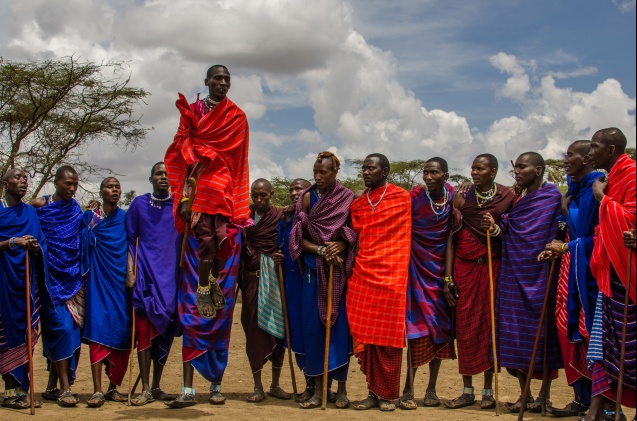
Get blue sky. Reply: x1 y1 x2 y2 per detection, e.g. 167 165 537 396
1 0 635 195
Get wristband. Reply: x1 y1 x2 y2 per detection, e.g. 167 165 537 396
444 276 453 283
317 246 324 256
9 237 15 249
179 197 190 204
561 243 568 253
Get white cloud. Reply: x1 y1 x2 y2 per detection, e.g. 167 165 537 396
613 0 636 13
548 66 598 80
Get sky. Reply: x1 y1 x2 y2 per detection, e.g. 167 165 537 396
1 0 635 195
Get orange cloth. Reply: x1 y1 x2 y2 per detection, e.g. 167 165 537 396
347 184 411 348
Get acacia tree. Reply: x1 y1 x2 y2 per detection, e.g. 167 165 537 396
0 56 150 199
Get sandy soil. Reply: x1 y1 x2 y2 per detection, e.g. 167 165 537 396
3 303 635 421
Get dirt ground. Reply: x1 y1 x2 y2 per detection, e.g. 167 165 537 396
3 303 635 421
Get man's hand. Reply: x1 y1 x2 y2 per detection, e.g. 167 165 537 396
592 177 607 202
281 205 295 216
623 228 636 249
481 212 495 232
15 235 40 251
325 254 343 267
86 200 100 211
540 239 565 261
456 182 472 194
179 200 191 223
272 250 284 266
324 241 346 257
444 281 458 307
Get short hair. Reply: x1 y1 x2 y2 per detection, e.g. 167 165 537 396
593 127 627 153
2 168 21 183
99 177 119 191
519 152 546 176
568 140 591 156
316 151 341 171
150 161 165 177
251 178 272 190
474 153 499 171
291 178 311 187
365 153 390 172
206 65 229 78
425 157 449 173
54 165 77 182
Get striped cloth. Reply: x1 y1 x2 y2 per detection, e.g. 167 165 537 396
257 253 284 339
357 344 403 400
591 154 636 303
165 94 251 234
347 183 411 349
587 291 604 365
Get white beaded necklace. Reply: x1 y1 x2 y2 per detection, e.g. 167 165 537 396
150 193 171 209
476 183 497 208
367 182 388 213
424 185 449 219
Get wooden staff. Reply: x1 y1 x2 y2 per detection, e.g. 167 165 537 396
25 253 35 415
541 297 549 416
277 264 299 398
615 249 633 421
518 260 556 421
486 230 499 415
179 178 197 267
321 264 334 410
128 237 139 406
451 307 457 360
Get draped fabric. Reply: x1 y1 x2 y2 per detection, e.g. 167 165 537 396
356 345 403 400
497 183 563 372
406 184 454 344
257 253 284 339
165 94 250 233
0 202 43 391
125 194 180 341
81 208 131 351
347 183 411 349
591 154 636 304
289 182 356 326
35 197 83 304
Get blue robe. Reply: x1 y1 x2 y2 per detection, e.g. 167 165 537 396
0 201 45 391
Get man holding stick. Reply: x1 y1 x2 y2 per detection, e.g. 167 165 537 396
288 151 356 409
584 127 635 421
347 153 412 412
0 169 45 410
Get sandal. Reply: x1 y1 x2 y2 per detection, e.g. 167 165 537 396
104 388 128 402
603 410 627 421
547 400 588 417
268 385 292 400
210 279 226 310
528 396 552 413
130 390 154 406
353 394 379 410
423 390 440 407
299 395 321 409
42 387 61 401
196 284 217 319
335 393 349 409
2 395 29 409
209 390 226 405
398 393 417 410
87 392 105 408
247 387 266 403
165 392 197 408
378 398 396 412
151 388 178 401
504 394 533 413
57 390 78 407
297 387 315 403
481 389 495 409
444 387 476 409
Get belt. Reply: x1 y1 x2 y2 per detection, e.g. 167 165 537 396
457 256 496 265
244 270 260 277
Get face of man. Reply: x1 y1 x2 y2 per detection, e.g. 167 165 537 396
3 169 28 199
563 144 590 182
54 171 79 201
589 133 614 172
205 67 231 102
100 178 121 205
313 159 337 192
422 161 448 195
471 157 496 190
513 155 541 189
362 157 388 190
288 180 308 206
251 182 273 214
150 164 169 194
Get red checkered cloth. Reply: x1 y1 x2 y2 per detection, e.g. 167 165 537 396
591 154 636 304
591 361 637 407
409 335 452 368
165 94 251 233
356 344 403 400
89 342 130 386
347 184 411 348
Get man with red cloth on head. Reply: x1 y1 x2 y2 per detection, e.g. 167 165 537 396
584 127 636 421
165 64 250 320
348 153 412 412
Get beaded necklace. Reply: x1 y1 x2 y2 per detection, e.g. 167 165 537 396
150 193 171 209
424 185 449 219
476 183 497 208
367 182 388 213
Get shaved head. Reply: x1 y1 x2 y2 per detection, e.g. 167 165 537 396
292 178 311 188
519 151 546 176
568 140 591 155
2 168 20 183
251 178 272 191
592 127 627 153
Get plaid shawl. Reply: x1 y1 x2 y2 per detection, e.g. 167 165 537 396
591 154 636 304
288 182 357 326
36 197 83 305
406 184 454 343
165 94 250 233
497 182 563 370
347 183 411 348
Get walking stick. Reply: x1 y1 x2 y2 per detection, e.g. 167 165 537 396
486 230 500 415
128 237 139 406
25 253 35 415
321 264 334 410
179 178 197 267
615 249 633 421
278 264 299 398
518 260 557 421
542 299 548 417
451 307 457 359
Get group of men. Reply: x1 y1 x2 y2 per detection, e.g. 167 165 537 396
0 65 635 421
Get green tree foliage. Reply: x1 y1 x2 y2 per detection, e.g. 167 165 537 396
122 190 137 207
0 56 151 199
626 147 636 161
